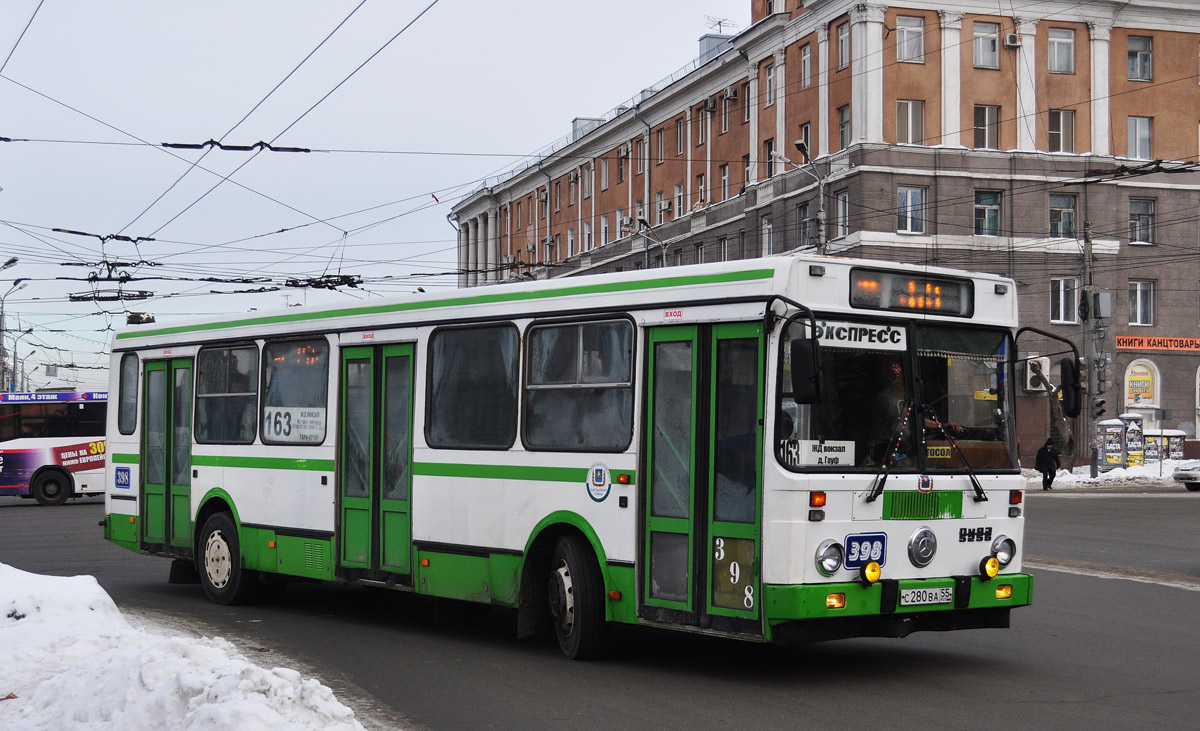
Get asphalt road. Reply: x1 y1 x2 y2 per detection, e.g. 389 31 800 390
2 488 1198 730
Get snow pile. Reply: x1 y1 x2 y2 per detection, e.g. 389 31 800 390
1022 457 1188 488
0 563 363 730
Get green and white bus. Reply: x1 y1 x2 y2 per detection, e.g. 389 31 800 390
103 254 1075 658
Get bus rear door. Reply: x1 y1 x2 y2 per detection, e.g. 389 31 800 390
141 358 193 553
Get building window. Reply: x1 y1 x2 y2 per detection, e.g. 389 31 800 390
764 138 775 177
1129 280 1155 325
1130 199 1155 243
1051 278 1078 324
721 94 731 133
836 191 850 238
719 236 729 261
897 186 925 234
720 164 729 201
1128 116 1153 160
582 167 592 199
1049 110 1074 153
1050 194 1076 237
838 105 851 150
656 191 665 225
567 228 575 256
697 173 706 204
675 183 684 215
637 139 645 173
897 16 924 63
801 44 812 87
600 159 609 190
601 215 609 246
743 154 751 187
583 221 592 250
1048 28 1074 73
697 108 707 144
516 201 523 227
762 216 773 255
676 118 684 155
897 100 924 144
743 83 751 123
974 191 1000 236
973 22 999 68
657 129 664 162
617 154 625 183
694 243 703 264
974 105 1000 149
554 182 562 211
1128 36 1153 80
799 122 811 155
837 23 850 70
798 203 811 248
765 64 775 106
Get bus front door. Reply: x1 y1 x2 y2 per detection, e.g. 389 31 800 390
643 323 763 635
141 358 193 554
338 344 414 584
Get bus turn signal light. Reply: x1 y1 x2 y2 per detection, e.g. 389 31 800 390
1009 490 1023 505
420 558 430 567
616 473 630 485
995 584 1012 600
608 591 622 601
826 593 846 609
810 491 827 508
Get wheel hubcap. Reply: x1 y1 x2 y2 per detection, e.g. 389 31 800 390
204 530 232 589
547 559 575 636
43 480 62 498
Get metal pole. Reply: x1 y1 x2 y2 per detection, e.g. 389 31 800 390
1083 222 1099 478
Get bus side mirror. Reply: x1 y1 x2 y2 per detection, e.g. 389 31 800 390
790 339 821 404
1059 357 1081 418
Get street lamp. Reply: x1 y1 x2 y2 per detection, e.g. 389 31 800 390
1 279 27 388
636 217 670 268
8 330 31 393
772 140 827 254
17 349 34 392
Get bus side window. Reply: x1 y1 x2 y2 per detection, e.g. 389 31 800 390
118 353 138 434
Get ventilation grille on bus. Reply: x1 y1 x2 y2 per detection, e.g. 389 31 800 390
883 491 962 520
304 542 326 570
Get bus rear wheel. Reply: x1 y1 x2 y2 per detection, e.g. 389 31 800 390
198 512 257 605
546 535 605 660
31 472 71 506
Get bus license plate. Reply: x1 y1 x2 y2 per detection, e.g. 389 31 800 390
899 586 953 606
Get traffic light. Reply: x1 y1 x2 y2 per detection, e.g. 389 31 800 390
1059 357 1081 417
1093 398 1106 420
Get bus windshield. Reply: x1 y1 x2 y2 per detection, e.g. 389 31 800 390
777 320 1015 472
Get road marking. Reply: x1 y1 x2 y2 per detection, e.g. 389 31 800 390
1025 558 1200 592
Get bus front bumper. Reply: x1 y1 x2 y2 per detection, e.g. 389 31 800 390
764 573 1032 644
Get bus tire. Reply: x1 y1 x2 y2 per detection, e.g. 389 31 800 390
1186 482 1200 492
198 512 256 605
547 535 605 660
31 471 71 507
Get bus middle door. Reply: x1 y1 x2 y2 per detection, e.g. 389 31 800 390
643 323 763 635
141 358 193 554
338 344 414 584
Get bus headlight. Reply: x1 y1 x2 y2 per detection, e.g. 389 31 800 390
815 540 844 576
991 535 1016 566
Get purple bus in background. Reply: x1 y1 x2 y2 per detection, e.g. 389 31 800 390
0 391 107 505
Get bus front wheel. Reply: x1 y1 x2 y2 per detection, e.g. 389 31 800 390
547 535 605 660
31 472 71 506
198 512 256 605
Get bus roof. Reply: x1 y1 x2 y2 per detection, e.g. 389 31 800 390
111 253 1016 349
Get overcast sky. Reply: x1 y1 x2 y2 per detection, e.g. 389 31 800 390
0 0 747 391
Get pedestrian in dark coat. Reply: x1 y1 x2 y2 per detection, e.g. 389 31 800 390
1035 439 1060 490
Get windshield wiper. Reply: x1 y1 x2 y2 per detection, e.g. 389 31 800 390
865 399 915 503
923 407 988 502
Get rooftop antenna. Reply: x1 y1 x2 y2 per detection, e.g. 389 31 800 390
703 15 738 34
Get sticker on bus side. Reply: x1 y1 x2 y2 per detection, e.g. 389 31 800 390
779 440 856 468
587 464 611 502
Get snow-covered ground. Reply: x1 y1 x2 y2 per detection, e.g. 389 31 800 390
0 563 366 730
1023 456 1191 489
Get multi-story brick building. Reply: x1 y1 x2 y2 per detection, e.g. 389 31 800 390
451 0 1200 461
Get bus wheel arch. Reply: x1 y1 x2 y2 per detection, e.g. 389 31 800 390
30 468 73 506
518 518 607 659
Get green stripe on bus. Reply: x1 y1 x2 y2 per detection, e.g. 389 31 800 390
190 455 335 471
414 462 636 485
115 268 775 340
112 453 140 464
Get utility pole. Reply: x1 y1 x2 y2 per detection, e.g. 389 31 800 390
1082 222 1100 478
